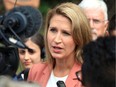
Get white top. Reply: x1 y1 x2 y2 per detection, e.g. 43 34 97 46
46 71 68 87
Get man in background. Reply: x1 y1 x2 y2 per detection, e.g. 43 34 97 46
79 0 109 40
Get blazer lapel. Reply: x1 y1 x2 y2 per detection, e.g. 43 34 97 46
65 62 82 87
40 64 52 87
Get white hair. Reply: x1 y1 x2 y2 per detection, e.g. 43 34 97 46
79 0 108 20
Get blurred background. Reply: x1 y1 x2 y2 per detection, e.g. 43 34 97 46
39 0 115 33
0 0 115 33
0 0 115 74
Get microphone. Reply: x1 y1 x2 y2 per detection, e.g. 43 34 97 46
0 6 43 48
56 81 66 87
3 6 43 38
9 37 28 49
0 6 43 77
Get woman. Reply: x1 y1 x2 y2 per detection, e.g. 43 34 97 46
17 33 45 80
28 2 92 87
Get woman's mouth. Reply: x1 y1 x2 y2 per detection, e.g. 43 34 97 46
52 46 62 53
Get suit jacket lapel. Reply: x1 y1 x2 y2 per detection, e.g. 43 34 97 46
65 62 82 87
40 64 52 87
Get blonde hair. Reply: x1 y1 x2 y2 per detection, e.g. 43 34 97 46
44 2 92 65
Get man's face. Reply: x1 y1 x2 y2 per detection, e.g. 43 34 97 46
84 8 108 40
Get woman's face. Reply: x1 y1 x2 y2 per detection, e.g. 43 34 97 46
47 14 76 60
18 39 41 69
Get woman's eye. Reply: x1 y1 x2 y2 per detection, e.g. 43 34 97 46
19 50 25 55
63 31 71 36
50 28 57 32
28 49 35 54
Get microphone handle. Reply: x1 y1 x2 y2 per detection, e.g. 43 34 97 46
56 81 66 87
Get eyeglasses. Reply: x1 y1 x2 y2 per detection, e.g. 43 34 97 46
88 19 106 26
75 71 82 82
74 71 85 87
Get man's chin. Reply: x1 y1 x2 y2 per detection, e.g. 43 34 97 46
92 33 98 40
91 29 98 40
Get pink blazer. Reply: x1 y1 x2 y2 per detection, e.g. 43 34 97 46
28 62 82 87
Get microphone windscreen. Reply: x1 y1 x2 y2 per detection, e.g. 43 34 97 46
4 6 43 38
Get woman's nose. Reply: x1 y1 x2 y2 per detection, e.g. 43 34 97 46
54 33 62 43
24 52 30 60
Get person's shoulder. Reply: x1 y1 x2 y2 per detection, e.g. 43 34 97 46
28 62 50 81
28 62 49 76
31 62 48 72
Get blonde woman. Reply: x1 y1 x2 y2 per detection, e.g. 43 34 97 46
28 2 92 87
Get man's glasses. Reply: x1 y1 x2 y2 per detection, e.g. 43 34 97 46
88 19 106 26
74 71 85 87
75 71 82 83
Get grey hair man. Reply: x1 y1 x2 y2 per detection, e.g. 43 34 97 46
79 0 109 40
